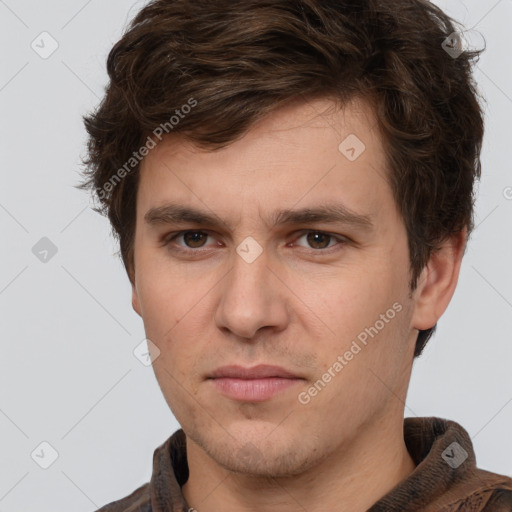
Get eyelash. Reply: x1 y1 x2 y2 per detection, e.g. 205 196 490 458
161 230 349 256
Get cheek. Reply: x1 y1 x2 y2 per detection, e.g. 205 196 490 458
314 267 409 362
324 267 399 321
137 255 195 326
138 283 178 337
137 270 210 360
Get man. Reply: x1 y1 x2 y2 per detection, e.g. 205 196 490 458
80 0 512 510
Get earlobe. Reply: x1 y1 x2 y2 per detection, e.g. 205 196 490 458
132 284 142 317
411 228 467 331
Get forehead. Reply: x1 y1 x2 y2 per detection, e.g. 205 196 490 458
136 96 391 225
143 96 382 164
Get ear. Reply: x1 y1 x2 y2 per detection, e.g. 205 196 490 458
411 228 467 331
132 282 142 317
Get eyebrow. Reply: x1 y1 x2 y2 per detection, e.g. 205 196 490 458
144 202 374 232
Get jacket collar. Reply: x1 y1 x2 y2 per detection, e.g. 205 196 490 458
148 417 509 512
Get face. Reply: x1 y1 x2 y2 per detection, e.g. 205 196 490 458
131 97 420 477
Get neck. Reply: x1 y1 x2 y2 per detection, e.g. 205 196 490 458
182 414 416 512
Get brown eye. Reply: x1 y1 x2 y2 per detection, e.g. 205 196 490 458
182 231 208 248
305 232 333 249
291 231 347 253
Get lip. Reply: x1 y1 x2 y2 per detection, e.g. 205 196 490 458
208 364 301 379
208 365 304 402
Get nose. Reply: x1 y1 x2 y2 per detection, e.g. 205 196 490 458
214 245 290 340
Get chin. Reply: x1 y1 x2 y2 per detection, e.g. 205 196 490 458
198 430 322 478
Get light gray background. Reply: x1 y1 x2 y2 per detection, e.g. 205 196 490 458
0 1 511 510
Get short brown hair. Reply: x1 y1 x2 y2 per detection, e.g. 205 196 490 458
79 0 485 357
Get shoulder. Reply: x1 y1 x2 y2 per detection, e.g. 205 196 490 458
483 488 512 511
93 481 151 512
444 470 512 512
91 430 184 512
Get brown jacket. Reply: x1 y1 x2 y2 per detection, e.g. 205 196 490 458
95 417 512 511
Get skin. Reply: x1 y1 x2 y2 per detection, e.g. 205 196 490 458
131 96 466 512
